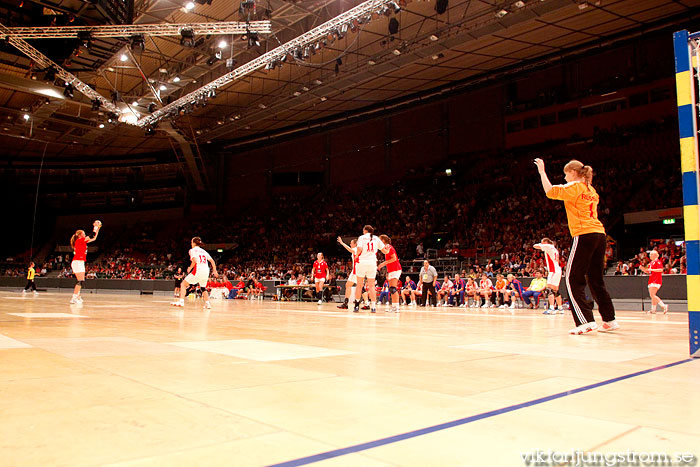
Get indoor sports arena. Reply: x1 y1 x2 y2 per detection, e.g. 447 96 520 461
1 0 699 464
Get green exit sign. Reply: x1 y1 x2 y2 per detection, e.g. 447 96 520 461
663 219 676 225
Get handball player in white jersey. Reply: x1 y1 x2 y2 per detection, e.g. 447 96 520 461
534 237 563 314
171 236 219 309
337 236 358 310
353 225 389 313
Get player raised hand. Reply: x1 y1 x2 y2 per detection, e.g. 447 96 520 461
534 158 546 173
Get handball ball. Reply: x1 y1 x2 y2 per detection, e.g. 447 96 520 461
93 220 102 229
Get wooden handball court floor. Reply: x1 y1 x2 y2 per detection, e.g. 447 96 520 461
0 292 698 467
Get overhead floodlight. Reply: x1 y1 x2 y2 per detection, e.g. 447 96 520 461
514 0 525 7
23 114 30 121
392 48 401 55
120 53 128 62
185 1 195 10
159 84 167 91
429 34 438 41
218 39 227 48
496 9 508 17
131 100 138 106
173 75 181 82
98 123 105 128
180 28 196 47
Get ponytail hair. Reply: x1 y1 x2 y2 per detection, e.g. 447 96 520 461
564 160 593 186
191 236 204 247
70 230 83 249
379 234 391 245
541 237 553 245
363 225 374 240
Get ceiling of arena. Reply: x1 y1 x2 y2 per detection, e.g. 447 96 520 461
0 0 698 161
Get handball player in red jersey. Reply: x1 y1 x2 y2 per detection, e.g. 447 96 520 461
641 250 668 314
69 220 101 304
378 235 402 313
312 252 329 304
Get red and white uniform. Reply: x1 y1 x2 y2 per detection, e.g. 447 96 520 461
313 260 329 283
536 243 562 287
185 246 212 287
355 233 385 280
479 278 493 292
347 247 359 283
71 236 88 274
384 245 402 280
647 258 663 288
465 281 477 295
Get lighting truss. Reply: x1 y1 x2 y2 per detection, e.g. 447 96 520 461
4 21 272 39
138 0 395 128
0 21 120 114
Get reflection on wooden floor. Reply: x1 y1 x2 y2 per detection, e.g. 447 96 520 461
1 292 698 466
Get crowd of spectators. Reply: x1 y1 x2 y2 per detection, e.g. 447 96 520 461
1 122 685 283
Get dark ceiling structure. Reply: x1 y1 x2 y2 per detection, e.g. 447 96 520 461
0 0 698 171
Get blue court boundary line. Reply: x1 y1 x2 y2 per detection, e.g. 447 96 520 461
267 358 697 467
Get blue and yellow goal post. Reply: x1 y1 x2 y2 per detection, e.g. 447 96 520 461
673 30 700 357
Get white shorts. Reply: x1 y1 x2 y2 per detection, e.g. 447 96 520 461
347 274 357 284
71 260 85 274
355 263 377 280
185 271 209 287
387 270 402 280
648 283 662 289
547 271 562 288
314 278 325 284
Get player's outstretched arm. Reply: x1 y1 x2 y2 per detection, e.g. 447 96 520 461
534 158 553 193
337 236 354 253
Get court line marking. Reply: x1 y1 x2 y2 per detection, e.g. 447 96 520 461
267 358 697 467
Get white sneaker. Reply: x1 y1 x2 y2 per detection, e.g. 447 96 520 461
599 320 619 332
33 291 39 296
498 304 505 309
509 303 515 309
204 301 211 309
480 303 487 308
662 304 669 314
317 300 322 304
171 300 184 307
22 290 26 295
69 296 78 304
569 322 598 335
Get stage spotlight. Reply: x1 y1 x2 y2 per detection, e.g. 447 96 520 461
145 126 156 136
495 9 508 17
206 56 218 66
435 0 448 14
388 17 399 35
23 114 30 121
218 39 227 48
338 24 348 39
77 30 92 49
180 28 195 47
130 34 145 53
91 99 101 111
148 103 157 113
226 58 237 69
63 83 74 99
185 1 195 10
514 0 525 7
44 67 56 82
120 53 128 62
248 32 260 48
